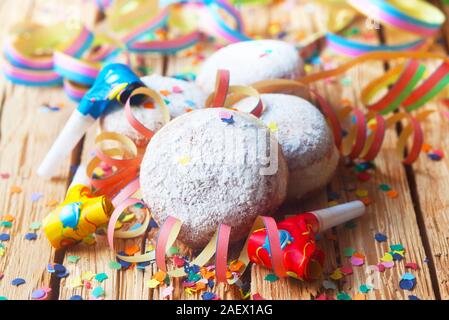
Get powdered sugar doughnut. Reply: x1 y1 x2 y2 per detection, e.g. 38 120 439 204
100 75 207 147
196 40 303 94
140 108 288 248
234 94 339 201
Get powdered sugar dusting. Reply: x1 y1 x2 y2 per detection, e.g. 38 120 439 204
196 40 303 94
140 108 288 248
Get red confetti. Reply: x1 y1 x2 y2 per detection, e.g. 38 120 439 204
405 262 420 271
356 172 371 182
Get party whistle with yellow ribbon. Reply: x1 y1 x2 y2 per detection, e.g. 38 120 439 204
43 182 113 250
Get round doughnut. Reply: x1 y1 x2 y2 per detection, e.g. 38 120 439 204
140 108 289 248
100 74 207 147
234 94 339 201
196 40 303 94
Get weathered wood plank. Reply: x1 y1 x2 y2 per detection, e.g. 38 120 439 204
382 7 449 298
317 18 436 299
0 0 86 300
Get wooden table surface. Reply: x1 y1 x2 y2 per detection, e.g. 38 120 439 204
1 0 449 300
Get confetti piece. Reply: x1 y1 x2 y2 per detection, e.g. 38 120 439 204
0 173 10 179
162 286 174 298
67 255 80 264
30 193 44 202
108 261 122 270
124 244 140 256
375 233 387 242
11 278 26 286
92 286 105 298
390 244 404 251
336 292 351 300
252 293 265 300
30 221 41 231
172 86 183 94
2 214 14 222
399 277 416 291
381 253 393 262
353 293 366 300
173 255 186 267
377 263 386 272
359 284 372 293
70 295 83 300
323 280 337 290
381 261 395 268
355 189 368 198
160 89 170 97
343 247 356 257
379 184 392 191
408 295 420 300
341 266 353 275
201 292 216 300
219 110 234 124
153 271 167 283
147 278 160 289
25 233 37 241
95 273 108 283
46 200 59 207
264 274 279 282
350 256 365 266
0 233 10 241
386 190 399 198
329 268 344 280
168 246 179 256
10 185 22 194
82 271 95 281
69 277 82 289
405 262 420 271
31 289 47 300
267 122 278 132
356 172 371 182
177 156 191 165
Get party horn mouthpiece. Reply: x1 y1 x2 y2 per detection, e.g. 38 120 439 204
37 64 144 178
313 200 366 231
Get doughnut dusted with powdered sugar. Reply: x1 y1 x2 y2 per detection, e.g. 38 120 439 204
140 108 289 248
100 74 206 147
196 40 304 94
234 94 339 201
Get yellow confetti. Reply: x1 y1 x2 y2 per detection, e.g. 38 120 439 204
0 247 5 256
93 167 105 177
329 268 344 280
381 253 393 262
121 214 135 223
70 276 83 289
147 278 161 289
115 221 123 230
327 200 339 207
177 156 191 165
82 271 95 281
355 189 369 198
267 122 278 132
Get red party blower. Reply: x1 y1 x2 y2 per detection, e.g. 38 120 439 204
247 201 365 281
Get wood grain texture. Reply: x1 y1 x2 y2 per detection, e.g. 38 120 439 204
0 0 85 300
1 0 448 301
382 8 449 298
318 18 435 299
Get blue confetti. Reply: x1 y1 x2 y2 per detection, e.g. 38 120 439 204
408 295 420 300
25 233 38 241
11 278 26 286
202 292 216 300
0 233 10 241
70 295 83 300
374 232 387 242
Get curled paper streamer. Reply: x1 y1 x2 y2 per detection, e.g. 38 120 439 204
323 0 446 56
2 0 249 100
